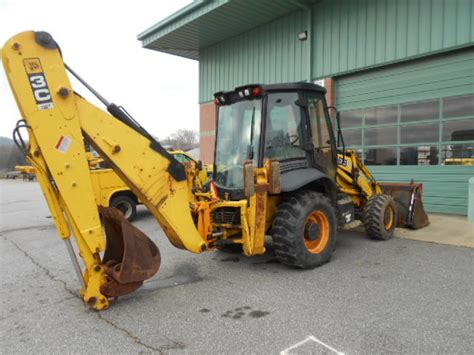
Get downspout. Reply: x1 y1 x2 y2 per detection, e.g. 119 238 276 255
290 0 313 83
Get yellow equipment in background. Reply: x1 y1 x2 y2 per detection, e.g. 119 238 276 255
15 165 36 174
337 150 429 238
86 151 103 169
19 149 206 221
2 31 429 310
444 158 474 166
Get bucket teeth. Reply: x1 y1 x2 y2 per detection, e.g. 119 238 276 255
99 207 161 297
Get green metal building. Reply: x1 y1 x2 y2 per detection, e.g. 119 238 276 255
139 0 474 215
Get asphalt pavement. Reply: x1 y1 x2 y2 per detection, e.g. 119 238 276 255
0 179 472 354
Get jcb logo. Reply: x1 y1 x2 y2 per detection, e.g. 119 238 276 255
23 58 43 74
27 61 40 72
23 58 54 110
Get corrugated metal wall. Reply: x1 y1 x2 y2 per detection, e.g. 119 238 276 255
313 0 474 79
199 0 473 103
336 47 474 111
335 49 474 215
199 10 308 103
370 166 474 215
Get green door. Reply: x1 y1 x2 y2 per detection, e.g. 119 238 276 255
335 48 474 215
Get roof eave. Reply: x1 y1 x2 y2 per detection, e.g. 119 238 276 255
137 0 209 41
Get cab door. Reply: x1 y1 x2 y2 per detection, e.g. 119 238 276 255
306 94 337 179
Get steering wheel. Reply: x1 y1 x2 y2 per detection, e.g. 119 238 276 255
215 165 243 186
288 134 300 145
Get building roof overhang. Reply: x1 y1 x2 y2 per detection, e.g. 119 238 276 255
138 0 319 60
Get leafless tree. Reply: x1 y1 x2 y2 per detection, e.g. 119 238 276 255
161 129 198 151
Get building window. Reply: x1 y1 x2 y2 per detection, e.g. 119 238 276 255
365 148 397 165
339 110 363 129
401 100 439 122
365 106 397 125
400 123 439 144
400 146 438 165
365 126 397 145
441 143 474 163
443 95 474 118
342 128 362 146
339 94 474 166
443 119 474 142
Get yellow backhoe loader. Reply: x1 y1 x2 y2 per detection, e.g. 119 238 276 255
2 31 428 310
15 164 36 180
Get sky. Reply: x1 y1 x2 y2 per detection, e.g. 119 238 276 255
0 0 197 140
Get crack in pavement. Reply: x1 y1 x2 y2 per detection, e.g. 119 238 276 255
0 234 185 353
157 334 187 353
0 224 54 234
0 234 79 298
96 313 173 353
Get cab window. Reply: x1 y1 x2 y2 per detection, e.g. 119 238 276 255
307 94 336 177
265 92 307 161
308 97 331 150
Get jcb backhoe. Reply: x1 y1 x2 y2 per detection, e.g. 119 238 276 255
2 31 428 310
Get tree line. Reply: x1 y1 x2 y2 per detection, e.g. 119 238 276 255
0 139 27 171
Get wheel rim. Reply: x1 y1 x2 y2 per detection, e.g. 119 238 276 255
384 205 395 230
304 211 330 254
114 201 132 219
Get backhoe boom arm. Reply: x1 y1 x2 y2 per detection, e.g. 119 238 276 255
2 31 207 309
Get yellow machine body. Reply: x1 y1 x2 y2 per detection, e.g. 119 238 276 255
2 31 275 309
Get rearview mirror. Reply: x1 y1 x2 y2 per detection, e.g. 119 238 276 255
295 98 308 107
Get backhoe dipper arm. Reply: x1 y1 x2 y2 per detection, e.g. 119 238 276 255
2 31 207 309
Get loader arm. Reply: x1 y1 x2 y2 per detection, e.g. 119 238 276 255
336 150 429 229
336 150 383 206
2 31 207 309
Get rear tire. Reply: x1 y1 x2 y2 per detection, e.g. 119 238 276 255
363 194 397 240
110 195 137 222
272 190 337 269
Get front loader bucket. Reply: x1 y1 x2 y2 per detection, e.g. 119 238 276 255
99 207 161 297
380 183 430 229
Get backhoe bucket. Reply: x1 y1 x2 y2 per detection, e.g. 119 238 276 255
380 183 430 229
99 207 161 297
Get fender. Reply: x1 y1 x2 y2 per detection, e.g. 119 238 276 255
280 168 337 196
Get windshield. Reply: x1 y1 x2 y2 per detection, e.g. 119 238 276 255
214 99 262 189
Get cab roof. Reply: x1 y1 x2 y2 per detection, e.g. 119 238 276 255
214 82 326 101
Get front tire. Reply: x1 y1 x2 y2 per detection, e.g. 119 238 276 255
363 194 397 240
272 190 337 269
110 195 137 222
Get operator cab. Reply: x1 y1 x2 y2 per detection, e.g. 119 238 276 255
213 83 337 200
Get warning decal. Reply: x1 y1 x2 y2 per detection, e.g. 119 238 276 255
55 136 72 153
